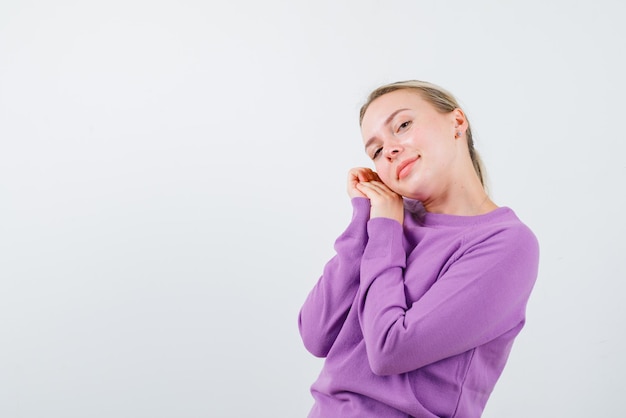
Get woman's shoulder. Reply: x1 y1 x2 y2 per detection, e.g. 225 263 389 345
463 208 539 259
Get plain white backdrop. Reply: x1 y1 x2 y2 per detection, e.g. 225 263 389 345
1 1 624 416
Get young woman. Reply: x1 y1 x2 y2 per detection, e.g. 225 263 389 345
298 80 540 417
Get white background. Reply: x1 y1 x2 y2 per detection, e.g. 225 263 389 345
1 1 624 417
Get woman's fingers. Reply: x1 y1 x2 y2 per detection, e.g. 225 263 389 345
356 180 394 196
356 181 404 223
347 169 402 224
348 167 378 198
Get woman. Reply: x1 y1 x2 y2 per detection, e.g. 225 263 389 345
298 80 539 417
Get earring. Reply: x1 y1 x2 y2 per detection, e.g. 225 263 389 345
456 131 462 138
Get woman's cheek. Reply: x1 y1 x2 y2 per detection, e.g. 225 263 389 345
373 163 386 179
378 170 394 186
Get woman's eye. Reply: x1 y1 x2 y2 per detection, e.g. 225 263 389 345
372 148 382 159
398 120 411 131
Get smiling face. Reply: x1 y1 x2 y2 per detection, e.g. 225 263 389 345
360 88 468 202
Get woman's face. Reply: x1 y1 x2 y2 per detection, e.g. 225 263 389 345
360 89 465 201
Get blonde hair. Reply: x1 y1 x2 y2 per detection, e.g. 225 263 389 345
359 80 485 187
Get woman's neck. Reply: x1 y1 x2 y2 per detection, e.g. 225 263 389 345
422 177 497 216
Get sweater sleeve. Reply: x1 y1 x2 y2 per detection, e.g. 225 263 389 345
298 198 370 358
357 217 539 376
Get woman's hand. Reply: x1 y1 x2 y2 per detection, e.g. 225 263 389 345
348 167 404 224
347 167 381 198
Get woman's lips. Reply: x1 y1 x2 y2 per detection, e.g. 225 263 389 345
397 158 418 179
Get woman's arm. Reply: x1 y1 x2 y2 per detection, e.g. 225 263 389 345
356 217 539 375
298 197 370 357
299 168 384 357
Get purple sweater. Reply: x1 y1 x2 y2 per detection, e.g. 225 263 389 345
299 198 539 418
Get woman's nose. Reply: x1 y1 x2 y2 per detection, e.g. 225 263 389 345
384 146 402 159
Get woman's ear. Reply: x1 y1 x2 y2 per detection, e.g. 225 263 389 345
451 108 468 137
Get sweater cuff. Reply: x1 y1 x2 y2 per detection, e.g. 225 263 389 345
363 217 405 263
331 198 370 254
343 197 370 235
350 197 371 219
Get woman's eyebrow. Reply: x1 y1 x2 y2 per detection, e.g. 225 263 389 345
364 108 410 150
